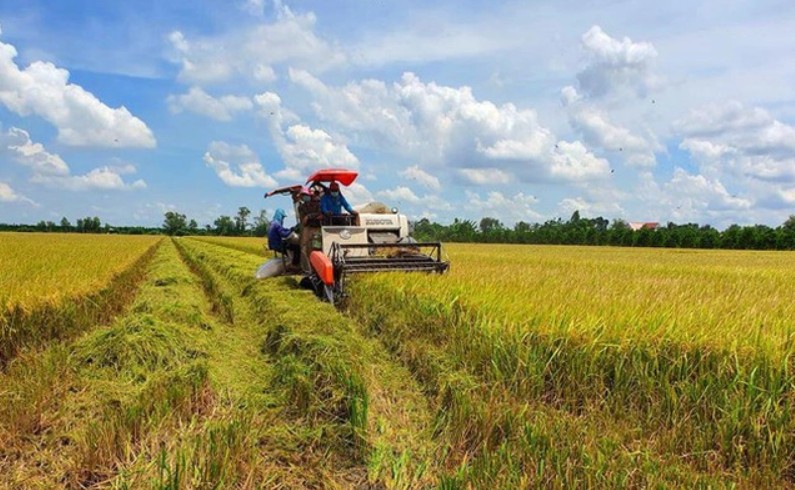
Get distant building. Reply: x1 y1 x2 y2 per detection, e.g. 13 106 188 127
628 222 659 231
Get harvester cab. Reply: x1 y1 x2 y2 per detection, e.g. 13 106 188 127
262 168 449 304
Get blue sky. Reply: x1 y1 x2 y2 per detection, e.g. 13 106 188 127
1 0 794 228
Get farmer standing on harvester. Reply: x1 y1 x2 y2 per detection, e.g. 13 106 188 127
320 182 358 225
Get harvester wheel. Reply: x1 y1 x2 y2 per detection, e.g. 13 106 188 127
306 274 327 300
299 276 314 290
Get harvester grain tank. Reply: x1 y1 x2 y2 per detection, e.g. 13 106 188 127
261 168 449 303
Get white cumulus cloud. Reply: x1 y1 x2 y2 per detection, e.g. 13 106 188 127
0 37 156 148
252 91 359 179
0 181 36 205
242 0 266 16
549 141 610 181
344 182 375 205
558 196 624 218
465 190 542 224
281 124 359 171
31 166 147 191
679 138 735 162
374 185 452 216
664 167 752 215
203 141 278 188
676 101 795 183
399 165 441 191
290 70 607 183
675 100 772 137
2 127 147 191
167 87 253 121
168 4 344 86
458 168 512 185
577 25 659 99
777 187 795 205
562 86 659 167
2 127 69 175
377 186 421 204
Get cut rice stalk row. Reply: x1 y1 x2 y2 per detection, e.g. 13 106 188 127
0 239 211 487
178 236 443 488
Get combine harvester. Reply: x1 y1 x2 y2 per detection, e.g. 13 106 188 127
260 168 449 304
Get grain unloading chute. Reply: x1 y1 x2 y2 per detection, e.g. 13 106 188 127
262 168 449 304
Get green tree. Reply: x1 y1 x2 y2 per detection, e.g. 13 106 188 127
634 227 655 247
252 210 270 237
76 216 101 233
721 224 742 249
162 211 188 236
214 215 235 236
699 225 720 249
514 221 531 233
780 215 795 249
449 219 478 241
784 215 795 231
479 217 503 234
607 219 630 246
236 206 251 234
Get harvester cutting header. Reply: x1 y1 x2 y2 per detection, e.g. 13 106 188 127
259 168 449 303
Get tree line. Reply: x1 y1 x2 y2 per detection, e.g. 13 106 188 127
161 207 270 236
413 211 795 250
0 207 270 237
2 208 794 250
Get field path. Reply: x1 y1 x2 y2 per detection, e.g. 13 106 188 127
177 237 444 488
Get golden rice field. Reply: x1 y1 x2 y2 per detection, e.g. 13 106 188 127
0 233 160 363
371 244 795 358
0 233 159 307
191 235 269 256
2 233 795 488
347 243 795 487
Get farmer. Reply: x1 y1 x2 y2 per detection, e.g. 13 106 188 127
320 181 358 225
268 208 300 267
298 187 322 227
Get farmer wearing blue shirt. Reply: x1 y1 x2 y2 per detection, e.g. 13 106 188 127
268 208 300 266
320 182 358 224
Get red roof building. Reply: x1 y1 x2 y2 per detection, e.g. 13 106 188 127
628 222 659 231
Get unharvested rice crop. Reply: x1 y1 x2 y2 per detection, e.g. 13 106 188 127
192 235 269 256
364 243 795 358
0 233 160 363
0 233 159 307
347 243 795 486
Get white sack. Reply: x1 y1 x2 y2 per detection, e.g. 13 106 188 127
255 257 286 279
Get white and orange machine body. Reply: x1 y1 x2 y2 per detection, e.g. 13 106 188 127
263 168 448 303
